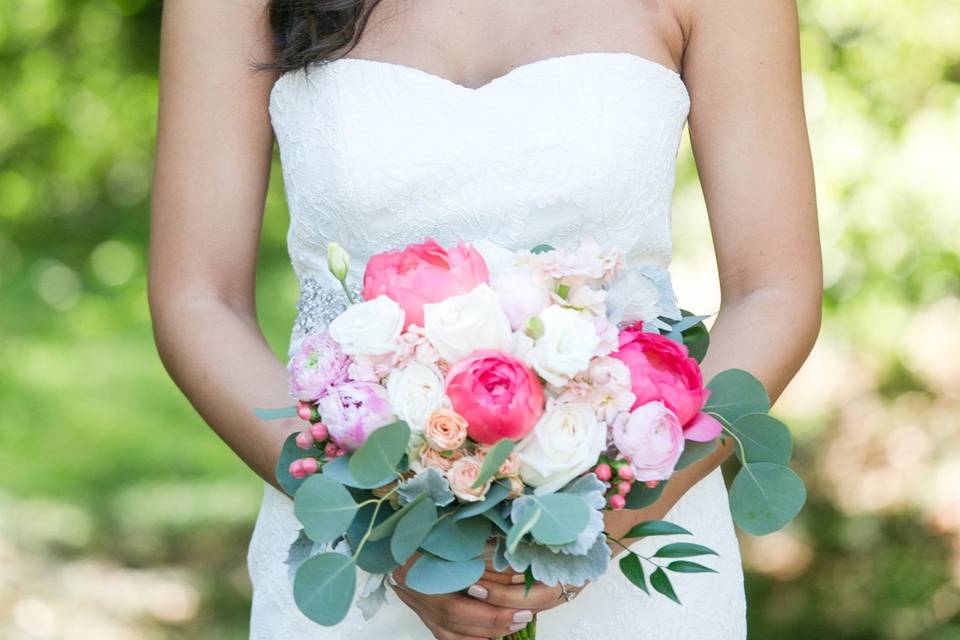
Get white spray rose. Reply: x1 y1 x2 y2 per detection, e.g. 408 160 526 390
386 361 448 434
527 305 601 386
515 402 606 495
328 295 404 356
423 284 512 363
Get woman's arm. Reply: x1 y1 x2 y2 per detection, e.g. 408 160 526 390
606 0 823 544
148 0 296 488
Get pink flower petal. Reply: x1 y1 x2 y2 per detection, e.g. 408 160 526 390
684 412 724 442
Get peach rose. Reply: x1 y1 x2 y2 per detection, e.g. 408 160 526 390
446 456 491 503
424 409 468 451
477 446 521 477
506 475 525 499
417 444 460 473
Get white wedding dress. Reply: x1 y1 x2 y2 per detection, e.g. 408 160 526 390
248 52 747 639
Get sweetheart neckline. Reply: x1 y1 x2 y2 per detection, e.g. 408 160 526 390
274 51 689 100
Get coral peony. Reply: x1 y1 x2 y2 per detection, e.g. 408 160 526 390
445 350 544 444
362 239 489 329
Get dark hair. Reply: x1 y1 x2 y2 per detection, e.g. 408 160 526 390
260 0 383 73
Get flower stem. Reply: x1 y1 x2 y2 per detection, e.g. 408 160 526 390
339 278 356 304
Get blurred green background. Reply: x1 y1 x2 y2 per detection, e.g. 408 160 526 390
1 0 958 638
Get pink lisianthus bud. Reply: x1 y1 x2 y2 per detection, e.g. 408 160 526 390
310 422 329 442
445 350 544 444
611 322 711 432
609 494 626 510
362 239 490 330
295 430 315 450
594 463 613 482
617 481 632 495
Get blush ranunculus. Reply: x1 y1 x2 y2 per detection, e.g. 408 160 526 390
362 239 490 329
611 322 719 440
445 350 545 445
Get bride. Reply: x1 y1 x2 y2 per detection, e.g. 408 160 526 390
149 0 821 638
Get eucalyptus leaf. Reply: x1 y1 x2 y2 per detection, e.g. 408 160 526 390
368 492 428 542
729 462 807 535
624 479 666 509
619 553 648 594
531 244 555 254
545 474 607 555
453 481 509 520
667 560 717 574
473 439 515 489
667 313 710 336
704 369 770 424
653 542 718 558
404 554 486 595
255 405 299 420
507 504 541 553
726 413 793 465
523 494 591 546
390 496 438 564
292 552 357 626
675 439 718 471
650 567 680 604
323 455 395 489
483 508 510 533
421 515 491 562
625 520 692 539
346 503 401 574
349 420 411 486
294 474 360 545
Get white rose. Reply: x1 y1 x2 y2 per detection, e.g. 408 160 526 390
515 402 606 495
328 295 404 356
528 305 600 386
386 362 448 434
423 284 512 363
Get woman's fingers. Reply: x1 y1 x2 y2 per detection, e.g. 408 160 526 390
467 579 565 611
393 584 531 638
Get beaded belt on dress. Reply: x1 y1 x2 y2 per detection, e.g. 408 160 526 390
290 276 362 343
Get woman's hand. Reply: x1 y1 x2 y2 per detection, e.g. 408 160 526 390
469 562 586 614
392 557 536 640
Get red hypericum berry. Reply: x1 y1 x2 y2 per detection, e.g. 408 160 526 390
617 481 632 495
609 494 626 510
617 465 635 481
595 463 613 482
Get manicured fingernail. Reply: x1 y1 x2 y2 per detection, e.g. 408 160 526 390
513 610 533 623
467 584 488 599
510 574 525 584
509 623 528 632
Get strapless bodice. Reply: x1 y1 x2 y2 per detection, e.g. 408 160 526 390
268 52 691 294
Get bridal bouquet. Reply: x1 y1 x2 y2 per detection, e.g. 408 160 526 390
255 238 806 637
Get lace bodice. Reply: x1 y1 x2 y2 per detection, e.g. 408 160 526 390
249 52 747 639
269 53 690 294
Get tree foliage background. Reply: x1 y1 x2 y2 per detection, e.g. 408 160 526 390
1 1 959 638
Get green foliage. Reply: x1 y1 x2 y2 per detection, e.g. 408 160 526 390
473 439 514 488
292 475 359 545
292 553 357 626
349 420 410 486
404 554 486 595
421 515 491 562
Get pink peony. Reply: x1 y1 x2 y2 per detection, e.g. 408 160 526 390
362 239 490 329
612 401 685 482
317 381 395 452
287 333 351 402
445 350 545 445
611 322 721 441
